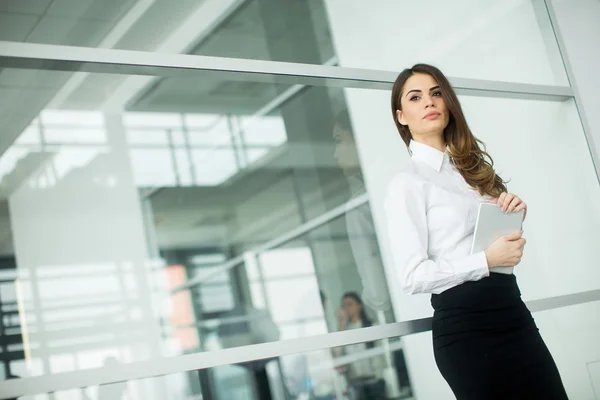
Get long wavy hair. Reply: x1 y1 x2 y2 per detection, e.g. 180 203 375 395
342 292 374 348
390 63 506 198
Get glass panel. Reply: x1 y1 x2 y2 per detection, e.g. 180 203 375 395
160 211 396 352
0 67 401 381
42 334 414 400
0 63 597 400
0 0 567 85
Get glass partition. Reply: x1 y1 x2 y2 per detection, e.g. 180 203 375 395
0 51 596 400
0 66 402 382
0 0 567 85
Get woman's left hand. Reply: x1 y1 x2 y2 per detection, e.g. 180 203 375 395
494 192 527 219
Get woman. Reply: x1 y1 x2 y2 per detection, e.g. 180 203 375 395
385 63 567 399
337 292 386 399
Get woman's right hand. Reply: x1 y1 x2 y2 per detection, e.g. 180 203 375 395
484 231 526 268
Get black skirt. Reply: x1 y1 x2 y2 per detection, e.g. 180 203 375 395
431 273 568 400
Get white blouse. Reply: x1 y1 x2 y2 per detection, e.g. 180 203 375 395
384 140 491 295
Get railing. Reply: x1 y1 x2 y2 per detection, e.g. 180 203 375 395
0 289 598 398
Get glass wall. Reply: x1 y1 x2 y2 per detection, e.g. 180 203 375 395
0 0 566 84
0 0 598 399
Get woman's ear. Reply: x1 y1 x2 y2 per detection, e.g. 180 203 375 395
396 109 407 126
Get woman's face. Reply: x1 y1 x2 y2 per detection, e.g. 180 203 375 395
333 123 360 175
342 296 361 319
396 73 450 140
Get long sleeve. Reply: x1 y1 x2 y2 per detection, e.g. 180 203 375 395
384 174 489 295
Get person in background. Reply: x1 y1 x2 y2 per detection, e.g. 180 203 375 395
332 111 392 312
337 292 385 399
333 110 412 397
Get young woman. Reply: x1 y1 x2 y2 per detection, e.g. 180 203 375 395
337 292 385 399
385 63 568 399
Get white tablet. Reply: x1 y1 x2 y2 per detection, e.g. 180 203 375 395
470 202 525 275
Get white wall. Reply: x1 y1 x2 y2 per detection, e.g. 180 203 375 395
324 1 600 398
324 0 567 85
549 0 600 173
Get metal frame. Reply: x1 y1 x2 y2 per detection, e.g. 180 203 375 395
543 0 600 182
1 289 598 398
0 41 573 100
0 11 597 395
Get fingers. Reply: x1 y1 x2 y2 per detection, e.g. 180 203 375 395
501 193 515 212
498 192 527 214
513 239 526 265
507 196 521 213
514 202 528 220
497 192 506 209
504 230 523 241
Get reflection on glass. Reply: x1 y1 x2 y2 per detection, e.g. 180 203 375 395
43 335 410 400
332 109 392 313
0 107 287 191
1 0 565 84
0 60 408 398
285 336 413 400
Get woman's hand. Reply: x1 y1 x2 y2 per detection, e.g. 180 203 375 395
494 192 527 219
485 231 526 269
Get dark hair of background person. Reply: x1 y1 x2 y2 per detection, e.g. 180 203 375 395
342 291 375 349
390 63 507 198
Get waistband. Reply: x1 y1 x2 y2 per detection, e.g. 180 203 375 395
431 273 523 313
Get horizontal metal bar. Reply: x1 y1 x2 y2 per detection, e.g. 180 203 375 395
170 192 369 294
329 339 404 370
1 288 598 398
526 288 600 313
0 41 573 99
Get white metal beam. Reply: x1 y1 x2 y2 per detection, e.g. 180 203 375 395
0 41 573 100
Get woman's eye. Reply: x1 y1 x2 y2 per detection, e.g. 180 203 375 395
432 91 442 97
410 96 420 101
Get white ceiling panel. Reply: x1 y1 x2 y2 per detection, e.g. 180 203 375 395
53 17 111 47
0 69 67 89
27 15 106 46
78 0 136 22
0 0 52 15
46 0 95 18
26 15 79 43
0 13 39 41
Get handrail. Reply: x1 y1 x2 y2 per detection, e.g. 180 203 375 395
1 288 598 399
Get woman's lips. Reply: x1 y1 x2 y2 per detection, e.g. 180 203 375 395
423 112 441 120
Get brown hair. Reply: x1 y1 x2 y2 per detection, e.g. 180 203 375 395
390 63 506 198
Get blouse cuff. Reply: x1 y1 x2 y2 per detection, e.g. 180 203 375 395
469 251 491 279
